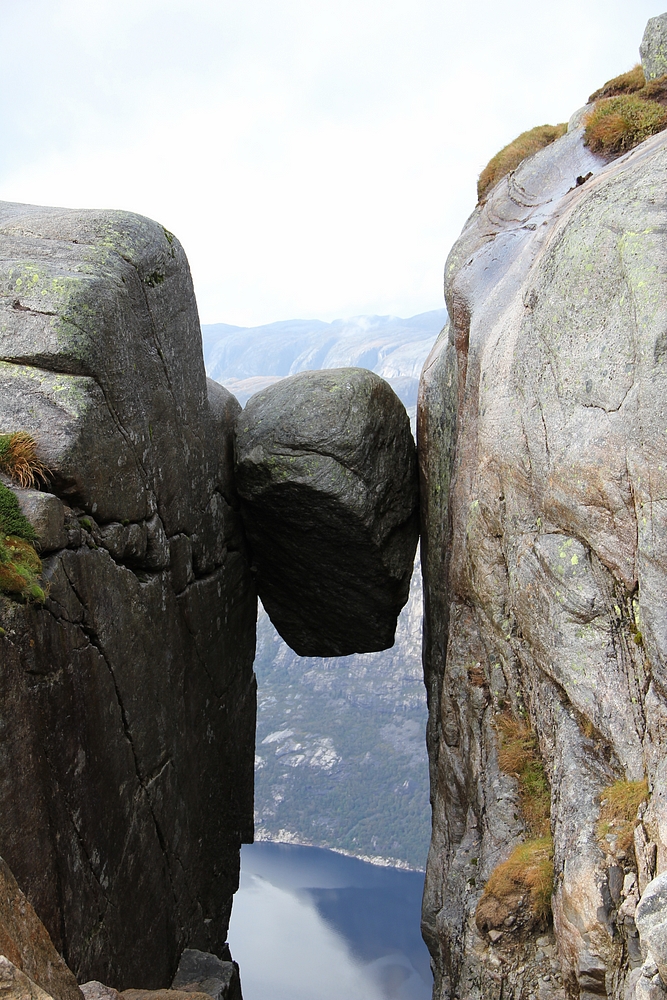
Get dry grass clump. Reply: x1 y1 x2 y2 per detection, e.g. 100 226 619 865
641 74 667 105
476 837 554 934
585 94 667 156
496 714 551 836
597 778 649 854
475 715 554 939
589 64 646 101
0 432 49 488
477 123 567 203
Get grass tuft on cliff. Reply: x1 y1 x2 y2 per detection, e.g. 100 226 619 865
0 484 43 602
475 714 554 939
0 432 49 488
479 837 554 927
496 714 551 837
589 64 646 101
597 778 649 854
585 94 667 156
477 123 567 203
0 535 44 602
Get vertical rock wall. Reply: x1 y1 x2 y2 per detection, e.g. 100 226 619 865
0 203 256 989
419 120 667 997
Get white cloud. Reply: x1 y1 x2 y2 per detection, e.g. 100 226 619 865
0 0 663 324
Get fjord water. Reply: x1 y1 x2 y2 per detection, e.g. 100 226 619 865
228 842 432 1000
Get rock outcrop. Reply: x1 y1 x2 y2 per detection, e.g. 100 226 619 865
0 203 256 988
419 44 667 1000
171 947 242 1000
235 368 419 656
641 14 667 81
0 855 82 1000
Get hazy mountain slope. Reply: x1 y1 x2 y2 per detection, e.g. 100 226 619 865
253 561 429 870
202 309 447 407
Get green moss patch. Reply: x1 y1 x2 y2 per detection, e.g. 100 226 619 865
477 123 567 203
0 484 43 602
0 534 44 602
0 483 36 541
585 94 667 155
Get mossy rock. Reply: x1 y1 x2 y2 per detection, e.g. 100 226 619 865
0 483 36 541
0 534 44 601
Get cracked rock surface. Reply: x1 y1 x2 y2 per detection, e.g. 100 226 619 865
419 114 667 996
0 203 256 989
235 368 419 656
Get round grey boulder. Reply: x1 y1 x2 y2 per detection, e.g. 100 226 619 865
641 13 667 81
235 368 419 656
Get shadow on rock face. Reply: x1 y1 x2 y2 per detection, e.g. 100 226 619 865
234 368 419 657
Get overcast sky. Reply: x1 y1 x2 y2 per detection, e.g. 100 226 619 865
0 0 663 325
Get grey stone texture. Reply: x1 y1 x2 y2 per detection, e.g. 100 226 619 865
636 874 667 989
419 97 667 998
235 368 419 656
0 203 257 989
80 985 120 1000
171 948 242 1000
641 14 667 82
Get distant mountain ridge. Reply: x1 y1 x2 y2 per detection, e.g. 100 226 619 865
202 309 447 407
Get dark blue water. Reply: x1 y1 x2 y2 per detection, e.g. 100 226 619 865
228 842 432 1000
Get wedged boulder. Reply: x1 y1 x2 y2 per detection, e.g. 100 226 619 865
235 368 419 656
0 856 82 1000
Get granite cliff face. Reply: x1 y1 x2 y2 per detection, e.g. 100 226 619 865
419 56 667 1000
0 203 257 989
0 200 422 992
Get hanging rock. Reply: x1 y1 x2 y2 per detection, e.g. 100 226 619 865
235 368 419 656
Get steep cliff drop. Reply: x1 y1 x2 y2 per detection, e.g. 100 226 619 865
0 203 257 989
419 16 667 1000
